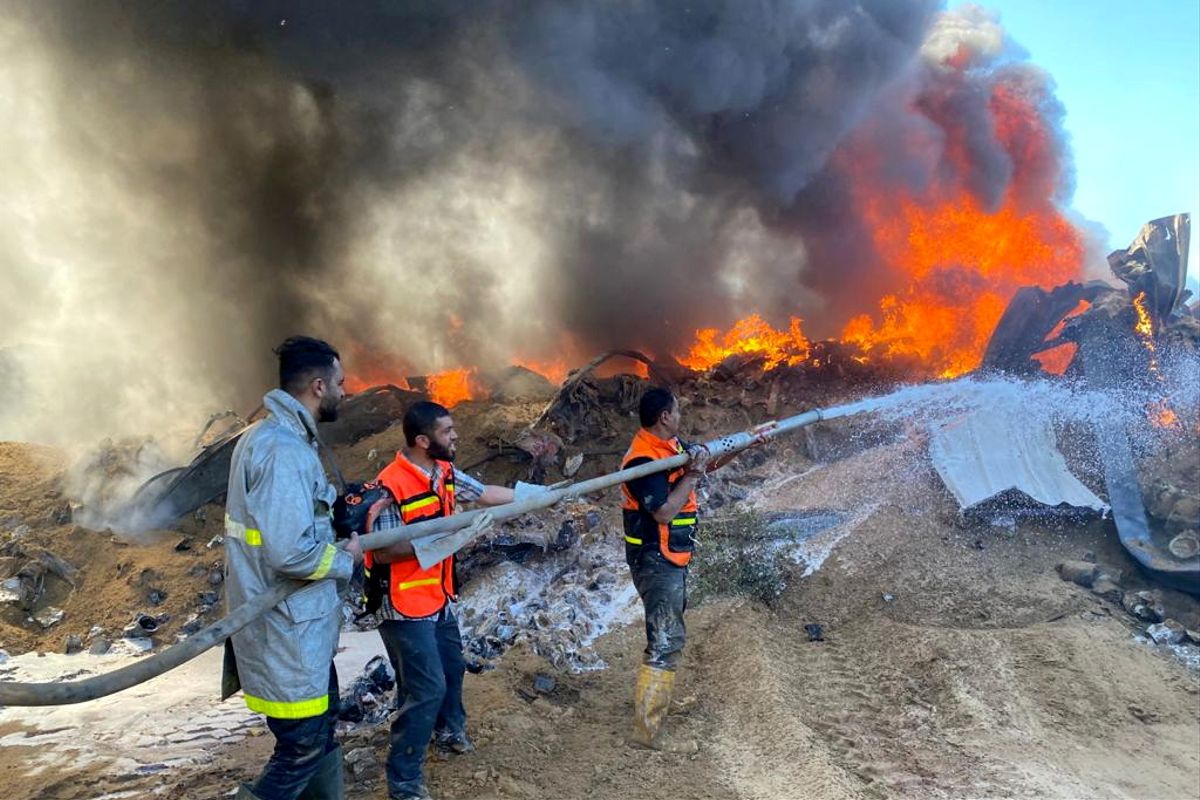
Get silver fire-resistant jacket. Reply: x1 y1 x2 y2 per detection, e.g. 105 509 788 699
222 389 353 719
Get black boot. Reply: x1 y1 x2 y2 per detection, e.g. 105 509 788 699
298 744 345 800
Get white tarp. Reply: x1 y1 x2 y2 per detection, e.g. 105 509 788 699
928 408 1108 514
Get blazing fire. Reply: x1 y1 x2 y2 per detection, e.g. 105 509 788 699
839 194 1082 378
678 314 810 371
671 193 1082 379
1130 291 1181 430
1132 291 1155 341
426 368 480 408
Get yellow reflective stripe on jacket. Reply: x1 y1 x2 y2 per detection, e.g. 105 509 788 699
671 517 697 526
400 495 440 515
304 543 338 581
243 692 329 719
397 577 441 591
225 514 263 547
624 535 644 545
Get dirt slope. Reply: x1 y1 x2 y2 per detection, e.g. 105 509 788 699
19 436 1190 800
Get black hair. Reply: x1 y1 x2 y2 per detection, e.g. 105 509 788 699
274 336 340 395
638 387 676 428
403 400 452 446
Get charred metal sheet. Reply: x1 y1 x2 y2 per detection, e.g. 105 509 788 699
128 428 248 532
1079 323 1200 594
1108 213 1192 322
127 385 423 530
981 281 1109 376
928 409 1106 515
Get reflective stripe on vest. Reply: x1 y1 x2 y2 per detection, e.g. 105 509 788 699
244 692 329 719
397 576 441 591
400 493 440 516
225 514 263 547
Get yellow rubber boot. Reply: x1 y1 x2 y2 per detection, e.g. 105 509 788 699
631 664 674 748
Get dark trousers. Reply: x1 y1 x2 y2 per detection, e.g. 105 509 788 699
253 664 339 800
379 611 467 796
629 548 688 670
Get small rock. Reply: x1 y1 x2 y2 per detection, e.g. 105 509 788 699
208 569 224 586
1166 496 1199 535
174 537 193 552
0 649 9 663
88 637 111 655
48 504 72 526
34 606 65 629
0 577 25 605
1056 560 1098 588
804 623 824 642
344 746 378 779
63 634 83 654
1185 629 1200 646
1082 551 1097 563
206 535 224 549
1090 577 1124 604
881 593 895 603
1123 590 1165 623
583 510 601 531
554 521 578 551
1147 619 1187 645
147 588 168 606
180 614 204 636
197 591 220 606
86 625 105 640
533 674 556 694
124 613 160 637
109 637 153 655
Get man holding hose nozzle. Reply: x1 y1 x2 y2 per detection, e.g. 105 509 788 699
620 387 767 750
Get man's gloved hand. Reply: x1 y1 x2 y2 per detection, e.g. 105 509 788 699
684 445 711 475
513 481 551 503
466 511 495 538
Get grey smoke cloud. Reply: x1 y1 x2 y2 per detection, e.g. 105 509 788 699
0 1 1079 450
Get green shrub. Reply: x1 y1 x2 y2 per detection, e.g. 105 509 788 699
689 511 789 607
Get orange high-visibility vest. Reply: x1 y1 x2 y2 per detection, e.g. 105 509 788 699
620 428 698 567
371 452 457 618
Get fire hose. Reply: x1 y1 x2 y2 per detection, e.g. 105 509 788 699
0 403 865 706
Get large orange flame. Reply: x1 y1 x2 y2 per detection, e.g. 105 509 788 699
678 314 810 371
842 195 1082 378
427 368 480 408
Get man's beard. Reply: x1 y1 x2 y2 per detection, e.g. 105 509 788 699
427 441 455 462
317 395 340 423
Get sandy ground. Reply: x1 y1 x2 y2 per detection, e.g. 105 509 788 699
2 430 1198 800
